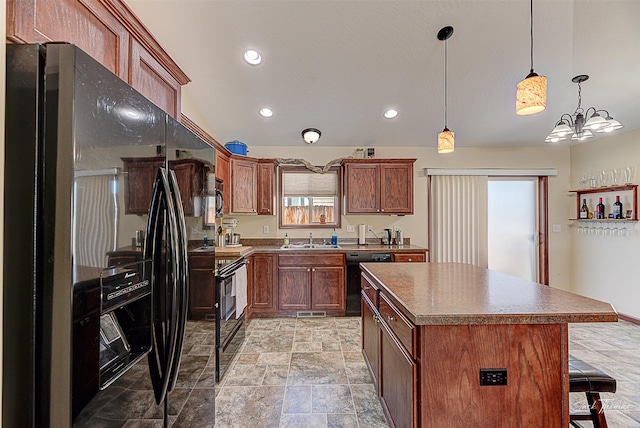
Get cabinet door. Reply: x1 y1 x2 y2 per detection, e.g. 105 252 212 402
7 0 130 80
251 254 276 310
129 38 181 118
361 294 380 390
122 158 164 214
379 321 418 428
392 252 426 263
169 160 203 217
215 151 231 215
380 163 413 214
230 157 258 214
189 255 215 318
257 161 275 215
278 267 310 310
345 163 379 213
311 266 345 311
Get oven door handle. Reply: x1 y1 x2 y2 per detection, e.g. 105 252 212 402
217 259 248 280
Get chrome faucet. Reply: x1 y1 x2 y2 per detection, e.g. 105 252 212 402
309 232 313 245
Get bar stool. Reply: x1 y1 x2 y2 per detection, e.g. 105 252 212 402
569 355 617 428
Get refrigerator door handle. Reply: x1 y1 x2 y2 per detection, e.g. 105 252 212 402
166 168 189 392
144 167 181 405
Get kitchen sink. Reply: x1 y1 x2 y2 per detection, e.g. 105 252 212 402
280 243 341 250
191 246 216 252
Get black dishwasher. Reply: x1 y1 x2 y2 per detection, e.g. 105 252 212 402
345 252 392 316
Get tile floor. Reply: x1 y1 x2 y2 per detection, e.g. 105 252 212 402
74 317 640 427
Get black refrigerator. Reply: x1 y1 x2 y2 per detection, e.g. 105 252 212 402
3 44 214 427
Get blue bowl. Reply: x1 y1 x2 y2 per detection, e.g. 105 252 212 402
225 140 248 156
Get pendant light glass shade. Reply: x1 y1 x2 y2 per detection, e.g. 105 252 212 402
516 73 547 115
438 128 455 154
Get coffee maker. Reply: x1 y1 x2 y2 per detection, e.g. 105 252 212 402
382 228 393 245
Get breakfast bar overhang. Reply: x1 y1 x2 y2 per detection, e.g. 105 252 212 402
359 262 618 427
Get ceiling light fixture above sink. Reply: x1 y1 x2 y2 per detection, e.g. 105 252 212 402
515 0 546 115
437 26 455 154
243 49 262 65
302 128 321 144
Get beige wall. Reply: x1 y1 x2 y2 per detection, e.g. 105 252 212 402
570 128 640 318
227 144 573 292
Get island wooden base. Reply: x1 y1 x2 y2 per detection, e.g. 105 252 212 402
420 323 568 427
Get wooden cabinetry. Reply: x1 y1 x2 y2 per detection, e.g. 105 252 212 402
569 184 638 221
7 0 189 118
188 254 215 319
392 252 426 263
277 253 345 315
228 157 276 216
361 276 418 427
342 159 415 215
249 253 276 314
230 157 258 214
121 157 207 216
257 160 276 215
215 150 231 215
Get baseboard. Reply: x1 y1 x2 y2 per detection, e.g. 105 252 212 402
618 312 640 325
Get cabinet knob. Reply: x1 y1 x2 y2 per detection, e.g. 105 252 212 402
387 315 395 322
363 286 370 290
307 268 310 272
381 209 384 212
408 258 412 262
377 209 380 212
373 315 380 323
312 268 315 272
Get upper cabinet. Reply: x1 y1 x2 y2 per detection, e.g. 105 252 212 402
228 156 276 216
342 159 416 215
121 157 209 216
215 150 231 215
7 0 189 118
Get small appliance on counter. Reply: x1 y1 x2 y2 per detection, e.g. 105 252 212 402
382 228 393 245
221 218 241 247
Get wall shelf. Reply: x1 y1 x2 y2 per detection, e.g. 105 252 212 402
569 184 638 221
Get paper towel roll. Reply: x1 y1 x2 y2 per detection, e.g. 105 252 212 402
358 224 366 244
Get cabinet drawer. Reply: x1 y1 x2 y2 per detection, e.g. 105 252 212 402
361 274 379 307
393 252 426 263
379 293 416 358
278 253 344 266
189 254 215 269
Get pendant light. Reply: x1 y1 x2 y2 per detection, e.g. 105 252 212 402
437 26 455 154
516 0 547 115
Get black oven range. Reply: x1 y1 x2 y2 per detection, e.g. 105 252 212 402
214 256 247 382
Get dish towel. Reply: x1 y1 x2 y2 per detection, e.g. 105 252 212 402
233 264 248 319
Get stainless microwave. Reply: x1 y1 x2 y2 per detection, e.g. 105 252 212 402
205 177 224 225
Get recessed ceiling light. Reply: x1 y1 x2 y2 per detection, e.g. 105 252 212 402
383 109 398 119
259 108 273 118
244 49 262 65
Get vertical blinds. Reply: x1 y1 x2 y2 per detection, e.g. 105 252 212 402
283 171 338 196
429 175 488 267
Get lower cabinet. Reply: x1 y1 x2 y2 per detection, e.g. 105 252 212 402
188 254 215 319
362 277 418 427
277 253 345 315
250 253 276 313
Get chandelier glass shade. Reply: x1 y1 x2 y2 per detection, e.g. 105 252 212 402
545 75 624 143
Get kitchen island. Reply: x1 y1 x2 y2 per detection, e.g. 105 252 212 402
359 262 618 428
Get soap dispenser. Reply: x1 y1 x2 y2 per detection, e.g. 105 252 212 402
283 233 289 247
331 229 338 246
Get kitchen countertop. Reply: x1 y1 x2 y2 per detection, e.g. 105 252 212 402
247 243 427 254
360 262 618 326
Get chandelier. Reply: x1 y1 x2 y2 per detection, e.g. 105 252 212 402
545 75 624 143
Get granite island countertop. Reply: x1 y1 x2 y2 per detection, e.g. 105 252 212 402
360 262 618 326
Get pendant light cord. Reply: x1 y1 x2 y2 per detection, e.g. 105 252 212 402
529 0 534 73
444 38 448 128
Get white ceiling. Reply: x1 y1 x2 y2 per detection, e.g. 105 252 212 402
125 0 640 149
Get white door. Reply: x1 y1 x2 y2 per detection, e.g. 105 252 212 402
487 178 538 282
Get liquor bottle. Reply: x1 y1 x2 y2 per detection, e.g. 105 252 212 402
596 198 605 219
580 199 589 219
613 196 623 219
